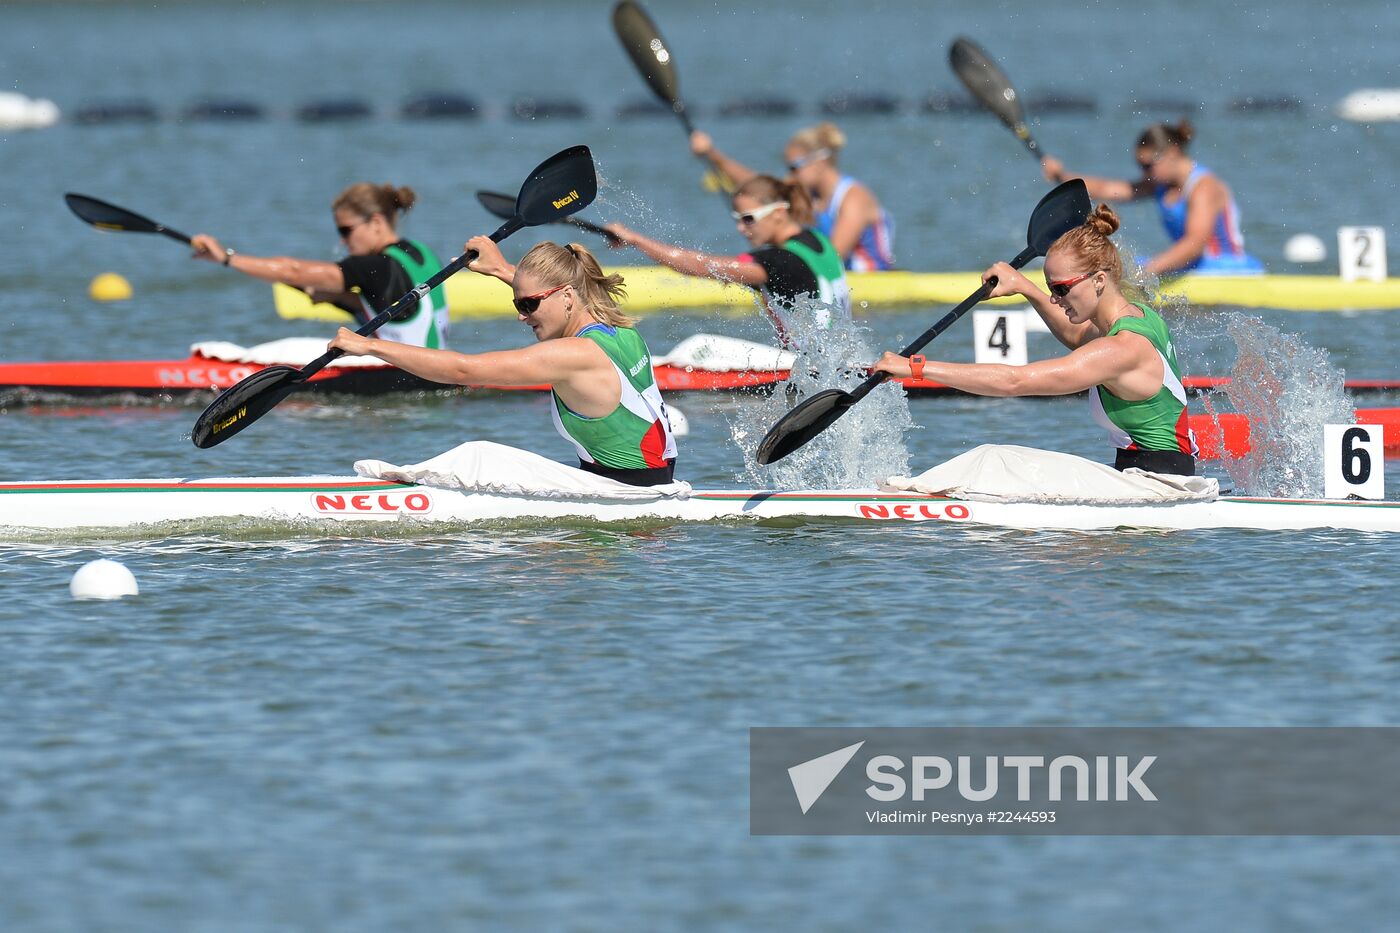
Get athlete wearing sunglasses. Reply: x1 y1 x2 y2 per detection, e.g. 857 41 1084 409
875 204 1198 476
329 238 678 487
191 181 450 348
1038 119 1261 276
604 174 850 349
689 121 894 271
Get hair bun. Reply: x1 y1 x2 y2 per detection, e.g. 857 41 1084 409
1085 203 1120 237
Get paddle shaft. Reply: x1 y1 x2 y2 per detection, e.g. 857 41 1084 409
843 244 1038 406
294 216 523 381
566 216 612 238
153 224 194 245
1009 124 1042 162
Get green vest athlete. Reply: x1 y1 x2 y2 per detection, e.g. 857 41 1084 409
1089 303 1197 460
373 240 450 348
550 323 678 477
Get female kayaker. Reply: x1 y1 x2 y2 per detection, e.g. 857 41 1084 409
327 239 679 486
1039 120 1261 276
690 122 895 271
190 182 451 348
873 204 1199 475
603 175 850 348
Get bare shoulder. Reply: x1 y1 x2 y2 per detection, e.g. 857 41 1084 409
548 334 614 367
1103 327 1158 360
1191 172 1230 204
843 180 880 213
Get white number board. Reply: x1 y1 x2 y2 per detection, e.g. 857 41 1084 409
1337 227 1387 282
973 309 1027 366
1324 423 1384 500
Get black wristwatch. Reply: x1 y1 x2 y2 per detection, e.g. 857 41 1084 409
222 248 236 266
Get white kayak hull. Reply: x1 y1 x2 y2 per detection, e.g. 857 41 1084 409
3 477 1400 535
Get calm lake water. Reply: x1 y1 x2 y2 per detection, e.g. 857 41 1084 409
4 0 1400 929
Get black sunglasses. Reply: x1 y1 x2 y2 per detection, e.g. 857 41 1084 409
336 217 371 239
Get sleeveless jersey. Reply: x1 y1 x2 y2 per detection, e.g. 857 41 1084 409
815 174 896 271
1088 303 1199 456
763 228 852 336
550 323 678 471
376 240 450 348
1154 165 1263 274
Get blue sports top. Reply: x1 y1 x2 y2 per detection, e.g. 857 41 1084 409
814 175 895 272
1154 164 1263 274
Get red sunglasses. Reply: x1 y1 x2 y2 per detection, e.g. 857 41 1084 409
1046 271 1097 298
513 283 568 315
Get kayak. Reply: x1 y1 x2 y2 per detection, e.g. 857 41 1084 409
0 335 791 402
274 268 1400 319
6 334 1400 403
1191 408 1400 460
4 475 1400 535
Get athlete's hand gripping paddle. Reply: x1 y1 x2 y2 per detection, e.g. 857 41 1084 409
755 179 1091 465
190 145 599 449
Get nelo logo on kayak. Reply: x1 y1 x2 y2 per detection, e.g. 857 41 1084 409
858 502 971 521
159 366 254 388
312 491 434 515
552 190 580 210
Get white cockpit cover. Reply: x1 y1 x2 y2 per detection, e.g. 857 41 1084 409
354 441 692 501
191 338 385 369
653 334 796 372
883 444 1218 504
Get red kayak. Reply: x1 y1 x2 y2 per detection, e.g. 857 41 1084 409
0 335 792 402
3 334 1399 404
1190 409 1400 460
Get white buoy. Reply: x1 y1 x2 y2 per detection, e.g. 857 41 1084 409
1284 233 1327 264
667 405 690 437
1336 89 1400 123
0 91 60 130
70 559 139 600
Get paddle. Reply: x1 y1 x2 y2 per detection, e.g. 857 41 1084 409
64 193 194 245
189 145 599 449
611 0 731 202
754 179 1091 465
476 189 617 244
949 37 1043 163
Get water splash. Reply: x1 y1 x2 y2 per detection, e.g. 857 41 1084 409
1201 316 1353 497
1129 256 1353 498
727 299 914 489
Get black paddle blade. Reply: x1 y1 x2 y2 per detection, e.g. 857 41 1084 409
755 388 858 465
612 0 682 109
64 192 189 241
190 366 304 449
475 190 517 222
1027 179 1091 256
513 145 597 226
949 37 1037 153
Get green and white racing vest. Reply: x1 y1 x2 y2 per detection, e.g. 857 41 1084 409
763 228 852 333
550 323 678 471
378 240 450 349
1088 303 1199 455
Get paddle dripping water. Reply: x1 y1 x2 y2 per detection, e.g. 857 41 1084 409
728 303 913 488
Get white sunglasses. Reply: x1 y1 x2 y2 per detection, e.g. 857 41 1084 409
731 201 790 225
787 148 832 172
